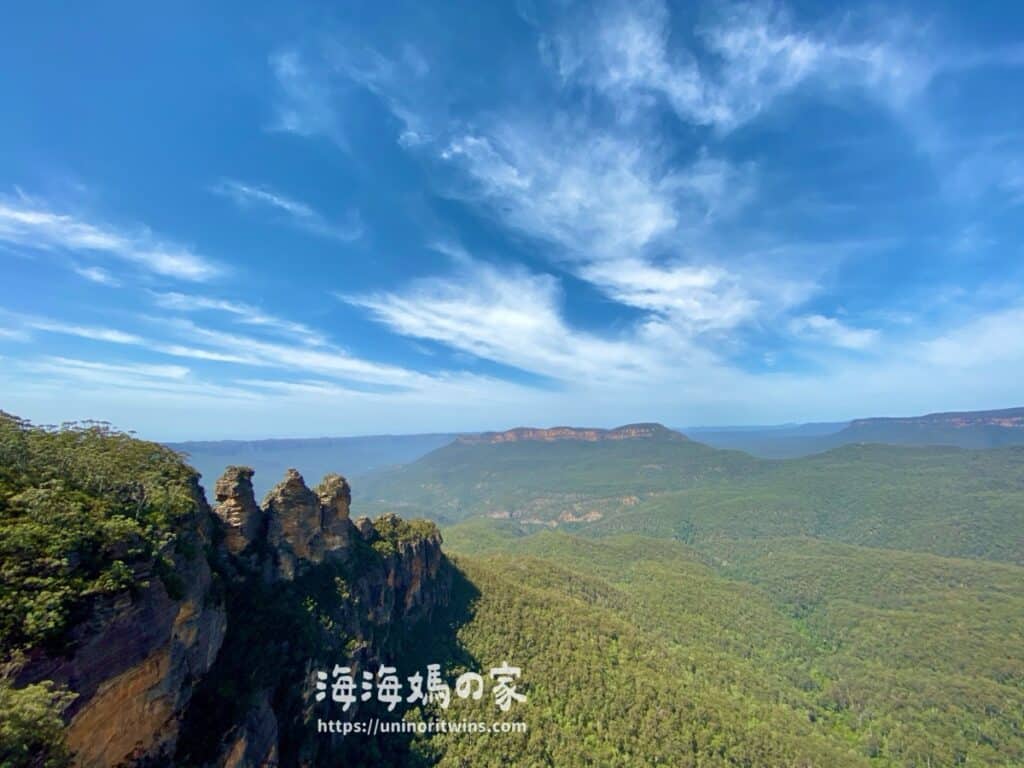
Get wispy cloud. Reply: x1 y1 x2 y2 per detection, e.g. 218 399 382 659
549 0 935 131
919 305 1024 368
437 123 814 338
39 356 190 380
790 313 880 350
17 315 145 345
3 305 412 389
212 179 362 241
173 319 441 390
269 50 343 142
0 327 30 342
73 265 120 286
5 305 501 396
14 356 266 404
270 41 434 148
441 130 679 257
344 257 669 383
0 196 220 281
151 291 328 346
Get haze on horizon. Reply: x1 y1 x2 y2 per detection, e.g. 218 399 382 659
2 1 1024 441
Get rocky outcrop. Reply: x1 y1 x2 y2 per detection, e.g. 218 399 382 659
174 467 450 768
213 466 264 555
13 480 227 768
259 468 358 580
355 512 447 625
460 422 686 444
8 459 449 768
316 473 353 553
263 468 324 579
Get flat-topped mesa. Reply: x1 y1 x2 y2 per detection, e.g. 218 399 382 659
212 465 264 555
848 406 1024 430
460 422 687 445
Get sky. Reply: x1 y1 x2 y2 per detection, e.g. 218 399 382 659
1 0 1023 440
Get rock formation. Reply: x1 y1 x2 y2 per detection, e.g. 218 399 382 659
13 479 228 768
8 463 448 768
263 467 325 579
459 422 686 444
316 472 353 553
213 465 264 555
177 468 449 768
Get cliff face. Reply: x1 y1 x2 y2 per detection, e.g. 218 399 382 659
460 422 686 444
13 480 228 768
182 467 450 768
847 407 1024 431
11 463 449 768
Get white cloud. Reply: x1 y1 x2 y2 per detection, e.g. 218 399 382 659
441 129 684 258
0 197 219 281
151 291 327 346
6 308 440 391
212 179 362 241
73 265 120 286
269 51 342 140
40 356 190 380
18 316 144 345
269 42 432 148
580 259 760 332
550 0 935 131
790 313 880 350
344 258 659 383
0 327 30 342
436 124 813 339
919 305 1024 368
15 356 265 404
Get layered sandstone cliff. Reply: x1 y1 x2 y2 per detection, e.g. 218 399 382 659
459 422 686 444
12 479 227 768
186 467 449 768
9 463 448 768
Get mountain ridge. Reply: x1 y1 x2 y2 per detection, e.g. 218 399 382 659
457 422 685 445
848 405 1024 428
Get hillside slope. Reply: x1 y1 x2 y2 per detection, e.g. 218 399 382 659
358 424 760 524
360 426 1024 564
0 413 452 767
690 407 1024 457
436 529 1024 767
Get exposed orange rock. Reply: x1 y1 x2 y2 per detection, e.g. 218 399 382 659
460 422 686 444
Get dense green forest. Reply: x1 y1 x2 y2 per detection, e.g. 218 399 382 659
435 528 1024 766
0 412 205 765
3 412 1022 766
0 412 201 651
360 435 1024 564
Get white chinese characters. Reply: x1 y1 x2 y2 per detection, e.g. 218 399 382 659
315 662 526 712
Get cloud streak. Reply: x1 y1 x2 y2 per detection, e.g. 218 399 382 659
212 179 362 242
549 0 935 131
790 314 880 350
0 196 220 281
151 291 328 346
344 258 659 383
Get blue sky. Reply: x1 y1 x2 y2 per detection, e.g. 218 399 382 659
1 0 1023 439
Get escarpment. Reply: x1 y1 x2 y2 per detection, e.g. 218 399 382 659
10 477 228 768
181 467 450 768
3 448 449 767
459 422 686 444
